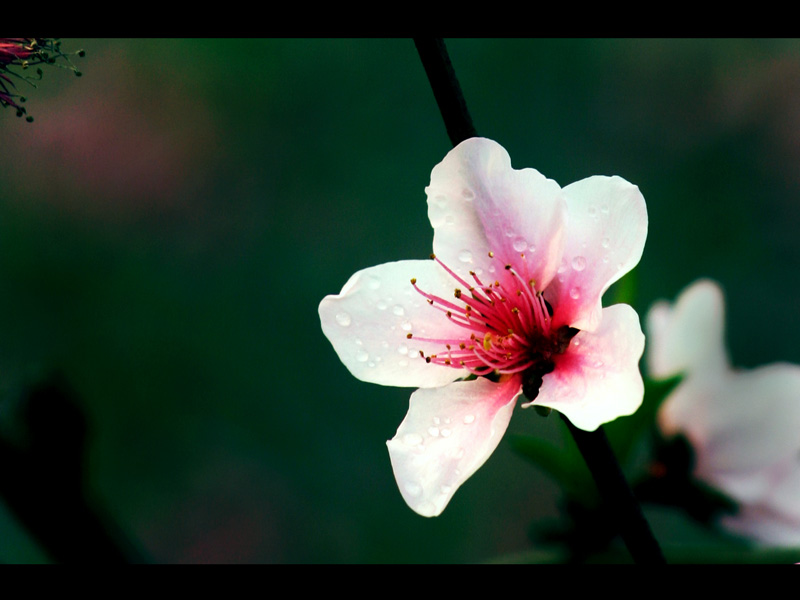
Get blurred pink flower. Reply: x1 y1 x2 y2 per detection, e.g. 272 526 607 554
320 138 648 516
0 38 83 121
647 279 800 546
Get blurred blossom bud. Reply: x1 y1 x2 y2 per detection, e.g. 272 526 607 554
645 279 800 546
0 38 85 122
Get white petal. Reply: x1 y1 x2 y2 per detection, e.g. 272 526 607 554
662 363 800 505
319 259 469 388
645 279 729 379
547 176 647 332
525 303 645 431
426 137 566 291
386 376 521 517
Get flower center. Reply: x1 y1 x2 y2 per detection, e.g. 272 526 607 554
409 252 577 396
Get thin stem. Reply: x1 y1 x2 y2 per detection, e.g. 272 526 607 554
561 414 666 564
414 38 477 146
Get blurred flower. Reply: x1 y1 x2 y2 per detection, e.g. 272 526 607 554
320 137 648 516
646 279 800 546
0 38 84 122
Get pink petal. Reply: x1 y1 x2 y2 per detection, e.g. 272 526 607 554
319 259 469 388
547 176 647 332
426 137 566 291
386 375 521 517
524 303 645 431
645 279 729 379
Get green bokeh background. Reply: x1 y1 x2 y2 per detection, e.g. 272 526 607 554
0 38 799 563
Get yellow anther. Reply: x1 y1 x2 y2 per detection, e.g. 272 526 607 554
488 251 494 258
406 333 413 339
410 278 417 285
454 288 462 298
483 332 493 351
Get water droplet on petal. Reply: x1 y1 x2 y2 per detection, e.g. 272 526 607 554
458 250 473 263
528 244 537 253
441 428 452 437
601 204 610 214
335 312 351 326
403 433 423 446
428 427 440 437
513 237 528 252
433 416 440 425
571 256 586 271
404 482 422 497
569 287 581 300
376 300 388 310
393 305 405 316
401 321 412 331
601 237 610 249
593 359 604 368
557 261 567 274
397 344 408 355
367 361 376 368
356 350 369 362
463 414 475 424
505 228 515 238
367 276 381 290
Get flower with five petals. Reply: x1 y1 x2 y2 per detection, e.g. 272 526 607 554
646 279 800 546
319 138 648 516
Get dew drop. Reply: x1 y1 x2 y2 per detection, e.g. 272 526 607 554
397 344 408 355
356 350 369 362
367 276 381 290
557 261 567 274
601 237 610 249
355 338 363 346
335 312 351 327
376 300 388 310
463 414 476 424
401 320 412 331
569 287 581 300
403 433 423 446
432 195 448 208
441 428 452 437
601 204 610 214
593 359 604 368
458 249 473 263
404 482 422 497
528 244 537 253
602 256 610 264
428 427 440 437
571 256 586 271
367 361 376 368
505 228 515 238
393 305 405 316
512 237 528 252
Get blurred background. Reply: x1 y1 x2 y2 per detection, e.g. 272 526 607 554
0 38 799 563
